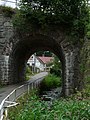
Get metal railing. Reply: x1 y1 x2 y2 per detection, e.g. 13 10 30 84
0 76 45 120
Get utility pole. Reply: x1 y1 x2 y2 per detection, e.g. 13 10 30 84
16 0 17 8
34 53 36 73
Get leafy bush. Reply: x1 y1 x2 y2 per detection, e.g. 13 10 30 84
13 0 89 44
40 74 62 91
50 67 61 77
0 6 15 17
8 90 90 120
25 66 32 80
50 56 62 77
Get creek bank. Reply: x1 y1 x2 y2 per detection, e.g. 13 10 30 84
39 87 61 102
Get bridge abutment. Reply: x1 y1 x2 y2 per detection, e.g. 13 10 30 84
0 12 87 96
0 55 9 84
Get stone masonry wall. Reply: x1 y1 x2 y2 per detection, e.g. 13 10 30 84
0 13 13 84
0 12 87 96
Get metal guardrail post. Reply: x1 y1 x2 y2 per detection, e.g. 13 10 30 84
15 89 16 99
4 108 8 120
28 84 30 94
31 83 33 89
16 0 17 8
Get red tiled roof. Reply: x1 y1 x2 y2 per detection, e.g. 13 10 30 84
38 56 53 64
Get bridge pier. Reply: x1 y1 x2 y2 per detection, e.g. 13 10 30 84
0 55 9 85
62 48 81 96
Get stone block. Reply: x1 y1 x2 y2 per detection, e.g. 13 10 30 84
4 21 13 27
0 38 5 43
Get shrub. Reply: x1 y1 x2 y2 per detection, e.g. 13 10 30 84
25 66 32 80
40 74 62 91
8 90 90 120
0 6 15 17
50 55 62 77
50 67 61 77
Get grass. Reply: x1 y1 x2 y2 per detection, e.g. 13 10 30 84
8 88 90 120
8 74 90 120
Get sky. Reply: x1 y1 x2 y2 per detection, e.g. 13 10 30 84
0 0 19 8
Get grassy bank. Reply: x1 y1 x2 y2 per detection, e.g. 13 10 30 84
8 89 90 120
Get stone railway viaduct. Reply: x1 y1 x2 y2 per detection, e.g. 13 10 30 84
0 13 85 96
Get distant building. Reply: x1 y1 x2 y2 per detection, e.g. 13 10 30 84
27 55 53 72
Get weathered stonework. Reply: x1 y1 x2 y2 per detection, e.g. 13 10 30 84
0 13 86 96
80 38 90 86
0 55 9 84
0 13 12 84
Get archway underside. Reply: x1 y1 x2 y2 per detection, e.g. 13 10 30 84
8 33 81 96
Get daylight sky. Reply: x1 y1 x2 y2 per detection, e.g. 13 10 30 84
0 0 19 8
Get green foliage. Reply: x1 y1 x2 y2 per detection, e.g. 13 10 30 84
0 84 3 88
40 74 62 91
86 22 90 38
84 83 90 97
8 90 90 120
25 66 32 80
13 0 89 42
0 6 15 17
85 76 90 83
86 6 90 38
36 51 53 57
50 56 62 77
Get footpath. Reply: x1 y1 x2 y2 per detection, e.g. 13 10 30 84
0 72 48 104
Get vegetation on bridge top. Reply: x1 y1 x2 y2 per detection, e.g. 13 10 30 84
0 1 90 43
12 0 89 43
0 6 15 17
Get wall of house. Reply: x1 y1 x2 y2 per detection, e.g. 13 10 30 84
27 55 45 71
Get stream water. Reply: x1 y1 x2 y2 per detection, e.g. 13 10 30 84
40 87 61 106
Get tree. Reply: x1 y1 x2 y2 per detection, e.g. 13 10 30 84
86 6 90 38
19 0 89 26
36 51 53 57
13 0 89 43
50 55 62 77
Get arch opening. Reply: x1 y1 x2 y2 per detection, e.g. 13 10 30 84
26 51 62 83
8 34 68 96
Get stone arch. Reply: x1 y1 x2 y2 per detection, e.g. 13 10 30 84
8 30 79 96
0 14 83 96
9 33 65 82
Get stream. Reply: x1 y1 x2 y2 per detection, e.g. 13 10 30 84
40 87 62 107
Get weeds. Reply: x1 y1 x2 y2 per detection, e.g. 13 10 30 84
39 74 62 91
8 89 90 120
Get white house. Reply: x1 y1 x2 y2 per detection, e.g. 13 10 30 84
27 55 53 72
